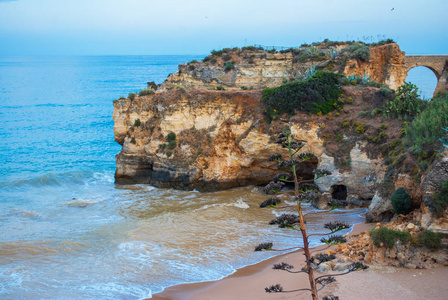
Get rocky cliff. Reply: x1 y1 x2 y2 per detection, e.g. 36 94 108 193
160 42 406 91
113 83 403 214
113 41 446 227
114 89 321 191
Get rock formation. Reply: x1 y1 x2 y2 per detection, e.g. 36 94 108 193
322 221 448 271
160 43 406 91
113 41 447 231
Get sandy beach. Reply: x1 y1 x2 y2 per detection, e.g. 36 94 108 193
152 222 448 300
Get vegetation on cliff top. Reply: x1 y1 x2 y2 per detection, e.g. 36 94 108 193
261 71 344 122
187 39 396 85
203 38 394 63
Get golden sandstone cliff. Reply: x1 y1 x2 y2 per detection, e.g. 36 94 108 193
113 41 447 232
160 43 407 91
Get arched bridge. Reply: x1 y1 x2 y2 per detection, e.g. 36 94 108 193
405 55 448 97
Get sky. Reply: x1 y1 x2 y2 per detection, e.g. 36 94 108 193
0 0 447 56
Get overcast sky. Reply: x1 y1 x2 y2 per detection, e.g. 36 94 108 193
0 0 446 56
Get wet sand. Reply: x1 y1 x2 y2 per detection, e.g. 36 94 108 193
150 223 362 299
151 222 448 299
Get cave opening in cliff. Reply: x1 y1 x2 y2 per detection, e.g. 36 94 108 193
331 185 347 200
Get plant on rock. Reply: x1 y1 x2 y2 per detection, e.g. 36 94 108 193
416 230 442 251
256 128 367 299
261 71 344 122
384 82 427 120
166 132 177 150
390 187 412 215
432 179 448 217
369 227 411 249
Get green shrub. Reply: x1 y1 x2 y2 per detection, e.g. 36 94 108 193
369 39 395 46
224 61 235 71
379 86 395 99
355 123 366 133
389 139 401 149
242 46 256 51
384 82 427 119
211 49 223 56
341 120 350 128
130 137 136 144
417 160 429 171
138 89 155 96
133 119 141 127
405 92 448 153
166 151 172 157
217 86 225 90
203 56 211 62
370 227 411 248
128 93 136 100
342 44 370 61
416 230 442 250
441 126 448 148
261 71 344 122
168 140 176 150
166 132 176 143
432 179 448 217
391 187 412 215
165 132 177 150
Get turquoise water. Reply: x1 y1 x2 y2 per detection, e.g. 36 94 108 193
0 55 432 299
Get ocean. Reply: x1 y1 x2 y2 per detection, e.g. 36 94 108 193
0 55 433 299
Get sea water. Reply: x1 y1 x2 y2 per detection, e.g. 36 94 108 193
0 56 433 299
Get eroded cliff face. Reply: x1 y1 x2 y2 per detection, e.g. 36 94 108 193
113 86 390 201
343 43 407 90
160 43 406 91
114 42 408 201
114 89 320 190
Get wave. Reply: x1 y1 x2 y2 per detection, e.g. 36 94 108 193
4 209 42 219
2 170 115 189
195 198 250 211
0 103 93 110
65 197 106 207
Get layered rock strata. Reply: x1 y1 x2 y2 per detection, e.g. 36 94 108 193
113 87 388 200
160 43 406 91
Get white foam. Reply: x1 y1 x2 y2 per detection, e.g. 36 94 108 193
78 281 152 299
90 172 115 184
8 209 42 219
196 198 249 211
66 197 105 207
232 199 250 209
271 210 298 217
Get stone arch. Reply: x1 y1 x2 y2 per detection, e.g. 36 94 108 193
404 56 448 97
406 64 441 80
